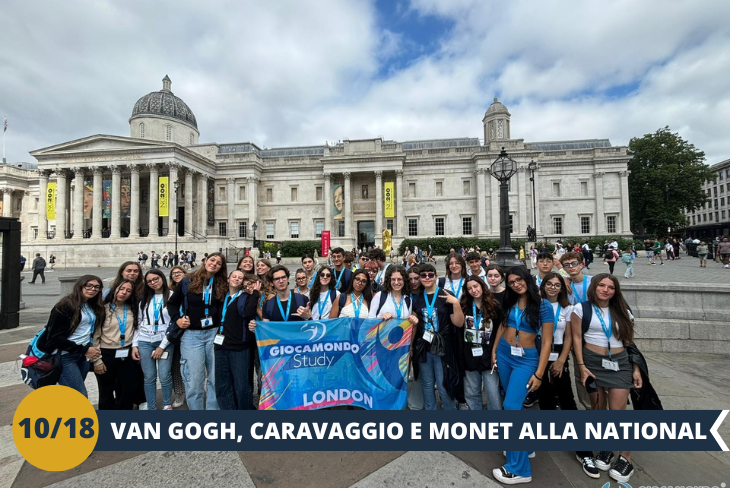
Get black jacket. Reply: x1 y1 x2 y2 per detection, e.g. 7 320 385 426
41 301 96 355
626 342 663 410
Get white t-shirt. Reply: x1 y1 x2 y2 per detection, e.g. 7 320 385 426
68 305 96 346
368 292 412 319
467 268 486 279
567 275 592 306
443 277 465 300
550 302 572 345
311 290 339 320
133 291 172 349
572 304 632 350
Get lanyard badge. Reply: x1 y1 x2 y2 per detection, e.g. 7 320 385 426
276 291 293 322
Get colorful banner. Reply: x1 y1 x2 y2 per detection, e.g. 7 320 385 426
321 230 330 257
158 176 169 217
256 318 412 410
120 177 130 218
102 180 111 218
332 184 343 220
83 179 93 220
382 229 392 254
46 182 56 220
384 182 394 218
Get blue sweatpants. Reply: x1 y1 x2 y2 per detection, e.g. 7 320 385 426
496 337 539 477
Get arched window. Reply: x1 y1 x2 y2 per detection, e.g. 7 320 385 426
189 133 194 145
139 122 145 138
166 125 172 141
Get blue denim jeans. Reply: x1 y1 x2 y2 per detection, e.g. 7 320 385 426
419 352 455 410
464 369 502 410
215 348 254 410
180 328 218 410
59 352 90 398
138 341 174 410
496 337 539 477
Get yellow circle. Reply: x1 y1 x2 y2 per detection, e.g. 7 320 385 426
12 385 99 471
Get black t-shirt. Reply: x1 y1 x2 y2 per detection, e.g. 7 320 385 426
167 279 222 330
262 292 309 321
411 288 455 344
332 267 353 293
457 302 503 372
216 291 259 351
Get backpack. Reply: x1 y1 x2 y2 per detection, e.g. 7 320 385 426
142 253 148 261
166 278 190 343
580 301 633 337
621 254 632 264
604 250 613 260
19 329 62 390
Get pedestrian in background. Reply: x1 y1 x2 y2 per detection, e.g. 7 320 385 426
30 253 46 284
621 249 635 279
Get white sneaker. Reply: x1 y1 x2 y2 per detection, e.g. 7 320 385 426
492 466 532 485
138 402 148 411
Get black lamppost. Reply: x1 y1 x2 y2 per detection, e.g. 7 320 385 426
251 222 258 251
490 147 523 267
173 181 179 261
528 159 538 242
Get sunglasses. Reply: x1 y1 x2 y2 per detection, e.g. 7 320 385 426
320 273 332 278
420 272 436 279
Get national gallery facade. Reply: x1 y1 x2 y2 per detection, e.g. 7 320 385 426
0 76 632 266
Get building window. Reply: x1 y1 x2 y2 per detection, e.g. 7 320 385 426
692 216 696 225
239 185 246 201
361 185 369 199
337 220 345 237
435 217 445 236
266 188 273 202
721 173 725 181
462 217 473 235
408 218 418 236
435 181 443 197
714 187 718 196
552 182 561 197
32 227 38 240
218 222 227 237
408 182 416 197
290 221 300 239
189 133 194 145
266 222 275 239
722 210 727 220
716 212 720 221
386 220 394 233
218 186 226 201
315 220 324 237
316 186 323 201
727 169 730 177
722 185 725 193
509 214 514 233
139 123 145 138
553 216 563 235
727 183 730 192
291 187 298 202
606 215 617 233
462 180 471 196
580 216 591 234
166 125 172 142
703 214 707 222
580 181 588 196
722 197 726 206
238 221 247 238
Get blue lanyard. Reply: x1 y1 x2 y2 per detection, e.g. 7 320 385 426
152 295 164 332
447 278 463 298
276 291 292 322
572 279 587 302
424 287 439 329
317 291 329 318
511 306 525 343
334 268 345 289
110 304 128 346
593 305 614 358
536 276 543 286
81 304 95 342
308 271 318 289
390 294 404 319
203 277 214 317
220 291 241 331
351 293 363 319
472 302 482 329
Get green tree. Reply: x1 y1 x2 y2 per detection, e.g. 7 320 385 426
628 127 713 235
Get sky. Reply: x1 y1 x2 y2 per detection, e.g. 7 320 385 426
1 0 729 165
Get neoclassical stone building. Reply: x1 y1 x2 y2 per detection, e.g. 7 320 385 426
4 76 632 266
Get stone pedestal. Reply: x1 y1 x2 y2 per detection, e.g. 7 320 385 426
59 276 82 297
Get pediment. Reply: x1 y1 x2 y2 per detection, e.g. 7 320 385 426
31 134 168 156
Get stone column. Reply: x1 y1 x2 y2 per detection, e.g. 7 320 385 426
55 170 68 239
227 177 235 238
395 169 404 237
168 163 179 236
110 165 121 238
247 176 258 237
128 165 140 238
323 173 332 232
1 188 11 217
375 170 383 240
92 168 102 238
199 174 208 236
184 169 193 236
489 172 500 236
72 167 84 238
476 168 487 236
37 171 49 239
147 163 159 237
620 170 631 234
533 167 541 235
595 172 606 234
517 166 528 236
343 172 352 238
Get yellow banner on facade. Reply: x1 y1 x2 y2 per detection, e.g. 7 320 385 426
384 182 394 218
46 182 56 220
159 177 169 217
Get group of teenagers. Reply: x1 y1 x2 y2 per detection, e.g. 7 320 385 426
36 246 648 485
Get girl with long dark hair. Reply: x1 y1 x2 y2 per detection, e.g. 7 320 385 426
168 265 187 407
308 265 339 320
439 253 468 299
329 269 372 319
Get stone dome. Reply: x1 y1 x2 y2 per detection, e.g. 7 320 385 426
130 75 197 129
485 96 510 116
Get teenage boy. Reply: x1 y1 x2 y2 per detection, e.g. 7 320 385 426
465 252 486 280
534 252 555 286
330 247 353 292
261 265 310 322
370 248 390 286
653 239 664 265
410 263 464 411
559 252 593 306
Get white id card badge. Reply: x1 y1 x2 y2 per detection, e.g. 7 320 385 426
423 330 435 343
213 334 225 346
471 346 484 357
115 348 129 359
549 352 559 362
200 317 213 327
602 359 620 371
510 346 524 357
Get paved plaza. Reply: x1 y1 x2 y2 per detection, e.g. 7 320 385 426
1 253 728 487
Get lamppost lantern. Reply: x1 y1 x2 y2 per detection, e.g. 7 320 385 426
490 147 524 268
173 181 179 258
251 221 258 251
528 159 539 242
